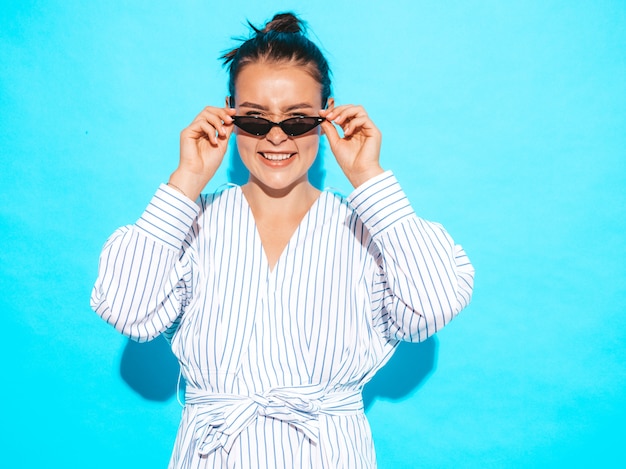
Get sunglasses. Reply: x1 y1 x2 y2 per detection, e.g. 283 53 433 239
232 115 325 137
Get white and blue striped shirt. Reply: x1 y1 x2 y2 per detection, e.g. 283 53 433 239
91 171 474 468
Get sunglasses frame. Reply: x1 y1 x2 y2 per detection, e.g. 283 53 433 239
232 115 325 137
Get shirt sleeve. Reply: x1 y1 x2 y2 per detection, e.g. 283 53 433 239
90 184 200 342
348 171 475 342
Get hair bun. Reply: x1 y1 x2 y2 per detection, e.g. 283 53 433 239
262 12 303 34
222 11 332 107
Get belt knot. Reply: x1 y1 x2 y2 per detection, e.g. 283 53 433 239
185 385 362 456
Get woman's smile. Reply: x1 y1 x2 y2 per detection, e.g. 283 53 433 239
259 151 296 162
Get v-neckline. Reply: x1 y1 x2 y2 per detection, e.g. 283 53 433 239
237 187 326 274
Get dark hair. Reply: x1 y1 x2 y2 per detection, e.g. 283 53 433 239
222 12 332 107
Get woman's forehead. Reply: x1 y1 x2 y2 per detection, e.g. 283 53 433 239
234 62 323 107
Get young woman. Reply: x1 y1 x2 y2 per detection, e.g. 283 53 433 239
91 12 474 468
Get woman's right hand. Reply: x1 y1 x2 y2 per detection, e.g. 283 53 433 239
168 106 237 200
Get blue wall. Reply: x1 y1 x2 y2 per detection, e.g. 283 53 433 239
1 1 624 467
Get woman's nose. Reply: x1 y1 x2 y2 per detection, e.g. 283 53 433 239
265 124 289 144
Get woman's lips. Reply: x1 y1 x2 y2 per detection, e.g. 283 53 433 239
259 152 295 162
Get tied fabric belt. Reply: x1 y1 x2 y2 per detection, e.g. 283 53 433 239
185 385 363 456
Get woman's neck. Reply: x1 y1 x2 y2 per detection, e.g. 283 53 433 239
241 178 321 270
241 178 320 222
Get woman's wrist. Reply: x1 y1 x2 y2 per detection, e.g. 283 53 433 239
167 169 207 201
166 181 188 198
347 166 385 189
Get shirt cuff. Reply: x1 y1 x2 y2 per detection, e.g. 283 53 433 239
135 184 200 250
347 171 415 237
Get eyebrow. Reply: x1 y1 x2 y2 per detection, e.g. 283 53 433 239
238 102 314 112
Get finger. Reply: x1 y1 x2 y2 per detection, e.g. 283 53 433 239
220 120 235 142
195 113 234 141
183 120 217 146
198 105 234 119
210 120 235 146
199 121 223 145
197 111 229 137
195 106 234 128
215 106 236 124
182 120 212 143
191 117 225 145
323 103 353 115
341 116 375 137
328 106 367 128
320 119 342 149
324 104 363 118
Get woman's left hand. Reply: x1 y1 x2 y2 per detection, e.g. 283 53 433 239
320 104 384 188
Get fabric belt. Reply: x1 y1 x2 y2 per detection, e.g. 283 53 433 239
185 384 363 456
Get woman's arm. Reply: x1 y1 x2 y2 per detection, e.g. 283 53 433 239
323 104 474 341
90 184 200 342
349 171 475 342
91 105 234 341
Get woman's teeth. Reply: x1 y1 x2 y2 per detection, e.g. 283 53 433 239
261 153 293 161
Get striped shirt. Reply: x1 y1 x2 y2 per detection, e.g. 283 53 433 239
91 171 474 468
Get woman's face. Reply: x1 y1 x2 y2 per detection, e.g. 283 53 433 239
233 62 324 194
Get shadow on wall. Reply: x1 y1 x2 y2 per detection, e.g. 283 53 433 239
119 335 438 405
120 336 180 401
363 337 438 412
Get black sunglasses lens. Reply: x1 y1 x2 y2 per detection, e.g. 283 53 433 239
281 117 321 136
233 116 323 136
233 117 272 136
